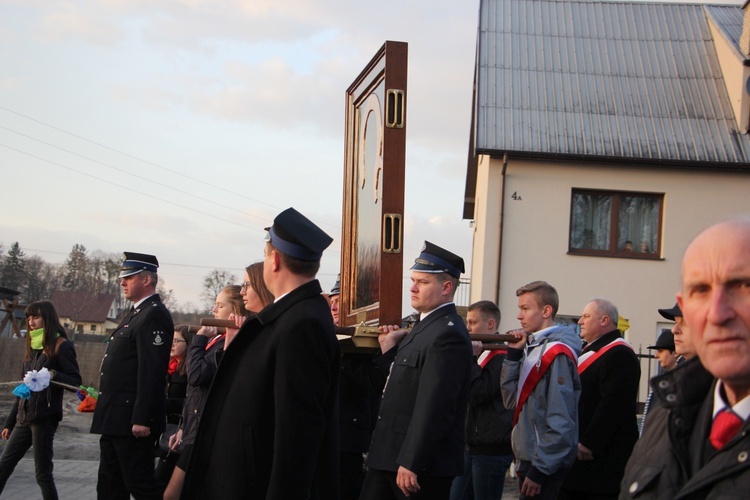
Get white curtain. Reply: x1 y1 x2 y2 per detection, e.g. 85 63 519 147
570 193 611 250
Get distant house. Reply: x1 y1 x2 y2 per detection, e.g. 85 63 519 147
463 0 750 385
50 291 119 335
0 286 24 338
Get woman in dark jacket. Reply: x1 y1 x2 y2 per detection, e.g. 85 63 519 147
155 325 192 481
163 265 272 500
0 300 81 500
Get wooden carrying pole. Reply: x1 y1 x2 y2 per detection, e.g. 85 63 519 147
187 318 235 334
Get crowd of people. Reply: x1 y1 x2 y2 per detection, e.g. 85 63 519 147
0 211 748 500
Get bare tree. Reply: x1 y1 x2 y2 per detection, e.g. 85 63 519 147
201 270 237 310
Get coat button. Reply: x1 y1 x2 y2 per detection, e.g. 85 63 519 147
658 380 669 389
739 451 748 463
674 418 683 427
666 394 677 403
629 481 639 493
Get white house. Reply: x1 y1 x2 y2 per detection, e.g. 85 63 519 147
463 0 750 399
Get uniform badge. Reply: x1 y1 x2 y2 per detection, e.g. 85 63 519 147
153 331 165 346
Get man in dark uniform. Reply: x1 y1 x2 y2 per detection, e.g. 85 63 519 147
560 299 640 500
330 276 375 500
360 241 473 500
183 207 340 499
91 252 174 500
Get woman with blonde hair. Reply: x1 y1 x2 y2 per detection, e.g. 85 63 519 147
164 267 271 500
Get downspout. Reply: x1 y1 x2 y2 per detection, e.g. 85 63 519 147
495 152 508 305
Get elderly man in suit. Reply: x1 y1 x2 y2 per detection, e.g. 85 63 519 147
560 298 640 499
620 218 750 498
182 208 340 499
360 241 474 500
91 252 174 500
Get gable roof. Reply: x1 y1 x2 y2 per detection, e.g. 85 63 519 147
471 0 750 167
49 291 116 323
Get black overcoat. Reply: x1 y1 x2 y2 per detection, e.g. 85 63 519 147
620 357 750 499
563 329 640 495
182 280 340 500
366 303 473 477
90 294 174 436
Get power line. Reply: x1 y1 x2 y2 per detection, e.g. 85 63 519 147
0 142 266 232
0 105 342 232
0 124 273 225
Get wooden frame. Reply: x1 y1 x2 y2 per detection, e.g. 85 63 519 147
340 41 408 327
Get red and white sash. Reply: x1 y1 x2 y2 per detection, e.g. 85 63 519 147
478 348 507 368
577 337 633 374
513 341 577 425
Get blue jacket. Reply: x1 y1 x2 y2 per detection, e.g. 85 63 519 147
501 324 582 485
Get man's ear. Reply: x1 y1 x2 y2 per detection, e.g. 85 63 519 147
542 304 553 319
141 273 152 288
270 250 281 272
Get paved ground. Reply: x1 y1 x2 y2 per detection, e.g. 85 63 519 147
1 459 98 498
0 391 521 499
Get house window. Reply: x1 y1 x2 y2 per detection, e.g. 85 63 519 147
569 189 663 258
90 324 97 332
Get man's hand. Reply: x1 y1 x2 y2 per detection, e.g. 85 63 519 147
169 428 183 451
506 328 527 349
471 340 484 356
396 466 420 497
1 428 9 440
132 424 151 438
577 442 594 461
378 325 409 353
521 476 542 497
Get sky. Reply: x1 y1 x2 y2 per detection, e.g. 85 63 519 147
0 0 480 313
4 0 734 314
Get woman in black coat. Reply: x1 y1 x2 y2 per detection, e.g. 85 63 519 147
0 300 82 500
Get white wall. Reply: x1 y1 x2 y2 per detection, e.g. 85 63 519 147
470 155 750 396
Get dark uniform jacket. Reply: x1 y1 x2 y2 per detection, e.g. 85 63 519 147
182 280 340 500
464 350 513 456
91 294 174 436
366 303 473 477
620 357 750 499
5 337 81 430
563 329 640 495
180 334 224 446
339 353 381 454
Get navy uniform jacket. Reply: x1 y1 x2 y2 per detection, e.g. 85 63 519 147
182 280 340 500
563 329 640 495
91 294 174 436
366 303 473 477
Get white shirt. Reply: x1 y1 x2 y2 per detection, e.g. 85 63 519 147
712 380 750 420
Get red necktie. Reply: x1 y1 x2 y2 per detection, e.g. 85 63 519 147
709 409 743 449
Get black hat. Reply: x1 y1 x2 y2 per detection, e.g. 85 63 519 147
658 303 682 321
410 241 465 278
119 252 159 278
264 207 333 262
330 274 341 296
648 329 675 351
